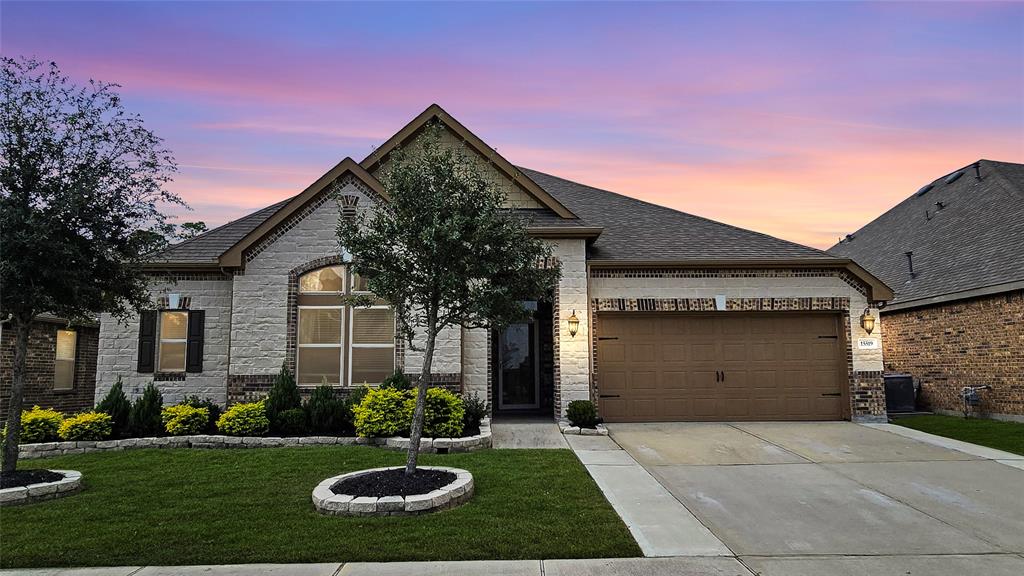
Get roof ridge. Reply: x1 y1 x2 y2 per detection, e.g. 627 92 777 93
520 166 831 257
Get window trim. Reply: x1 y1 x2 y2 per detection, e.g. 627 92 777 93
296 305 345 386
158 311 189 373
54 329 77 391
348 304 396 386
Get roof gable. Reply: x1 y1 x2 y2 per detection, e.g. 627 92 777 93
218 157 383 268
361 104 578 219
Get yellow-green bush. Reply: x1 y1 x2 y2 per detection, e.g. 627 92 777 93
162 404 210 436
58 412 113 441
216 401 269 436
353 387 413 437
411 387 465 438
20 406 64 443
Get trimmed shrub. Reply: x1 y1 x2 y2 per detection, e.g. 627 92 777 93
380 370 412 391
353 388 413 437
96 377 131 438
566 400 600 428
161 405 209 436
276 408 309 436
462 392 488 436
414 387 465 438
305 384 345 435
129 382 164 437
58 412 113 441
266 363 301 434
19 406 64 443
181 396 222 434
341 386 370 434
217 401 269 437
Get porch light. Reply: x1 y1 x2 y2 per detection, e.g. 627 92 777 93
860 308 876 335
567 310 580 338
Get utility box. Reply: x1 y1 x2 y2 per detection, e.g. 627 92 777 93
884 373 916 413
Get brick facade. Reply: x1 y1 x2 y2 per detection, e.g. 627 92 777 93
883 290 1024 418
1 319 98 419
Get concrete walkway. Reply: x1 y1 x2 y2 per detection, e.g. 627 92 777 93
862 422 1024 469
0 557 754 576
489 419 568 449
564 434 732 557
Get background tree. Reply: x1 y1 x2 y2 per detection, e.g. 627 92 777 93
0 58 181 473
338 122 560 475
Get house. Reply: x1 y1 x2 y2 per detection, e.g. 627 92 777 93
0 315 99 418
830 160 1024 420
95 104 893 423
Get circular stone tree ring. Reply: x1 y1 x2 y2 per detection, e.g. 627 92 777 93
312 466 473 516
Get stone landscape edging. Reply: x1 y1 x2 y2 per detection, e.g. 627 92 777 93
17 418 491 460
0 470 82 507
312 466 474 517
560 422 609 436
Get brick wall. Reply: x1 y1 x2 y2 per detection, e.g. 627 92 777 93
883 290 1024 417
1 319 98 419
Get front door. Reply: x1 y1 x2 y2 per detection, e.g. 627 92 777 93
498 313 541 410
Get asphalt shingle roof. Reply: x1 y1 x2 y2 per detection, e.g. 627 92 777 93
521 168 832 261
153 198 291 264
153 167 837 265
828 160 1024 307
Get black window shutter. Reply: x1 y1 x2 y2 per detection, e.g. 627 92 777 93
186 310 205 373
137 311 157 373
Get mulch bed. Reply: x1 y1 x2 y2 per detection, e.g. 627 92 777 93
332 468 456 497
1 469 64 490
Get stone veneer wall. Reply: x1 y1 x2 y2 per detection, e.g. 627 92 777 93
0 320 98 419
883 290 1024 419
551 239 589 418
588 268 886 422
96 274 233 405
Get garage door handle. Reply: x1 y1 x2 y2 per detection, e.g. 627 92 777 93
598 337 619 341
821 392 841 397
599 394 621 398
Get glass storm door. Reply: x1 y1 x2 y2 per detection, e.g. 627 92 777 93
498 310 540 410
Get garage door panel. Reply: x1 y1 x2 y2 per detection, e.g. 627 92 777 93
597 313 844 422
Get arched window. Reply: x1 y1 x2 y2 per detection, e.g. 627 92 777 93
296 265 395 386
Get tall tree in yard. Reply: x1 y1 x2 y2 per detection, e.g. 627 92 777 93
0 58 181 473
338 122 560 475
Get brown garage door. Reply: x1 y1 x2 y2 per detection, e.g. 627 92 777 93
597 313 846 422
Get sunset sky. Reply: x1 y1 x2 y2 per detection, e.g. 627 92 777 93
4 1 1022 248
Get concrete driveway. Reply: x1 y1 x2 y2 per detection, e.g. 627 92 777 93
607 421 1024 575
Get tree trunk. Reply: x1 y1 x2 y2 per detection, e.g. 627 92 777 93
405 323 437 476
2 318 32 474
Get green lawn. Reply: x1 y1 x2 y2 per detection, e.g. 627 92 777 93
893 414 1024 456
2 447 640 568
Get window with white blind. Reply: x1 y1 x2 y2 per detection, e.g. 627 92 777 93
296 265 395 386
159 311 188 372
54 329 77 390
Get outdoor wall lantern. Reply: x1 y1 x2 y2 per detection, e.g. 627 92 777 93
860 307 876 335
567 310 580 338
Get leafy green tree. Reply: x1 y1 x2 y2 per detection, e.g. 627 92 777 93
337 122 560 474
0 58 181 472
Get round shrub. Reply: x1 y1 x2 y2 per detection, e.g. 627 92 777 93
412 388 465 438
353 388 413 437
161 405 210 436
20 406 64 443
461 392 488 436
58 412 113 441
276 408 309 436
181 396 222 434
566 400 600 428
216 401 269 437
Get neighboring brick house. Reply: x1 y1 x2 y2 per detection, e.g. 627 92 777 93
0 315 99 419
96 104 892 423
831 160 1024 421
